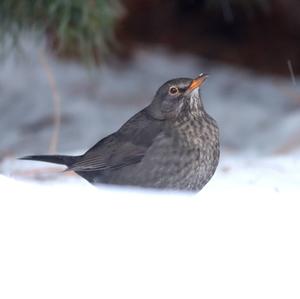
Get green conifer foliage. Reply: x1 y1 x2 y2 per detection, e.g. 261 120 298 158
0 0 123 63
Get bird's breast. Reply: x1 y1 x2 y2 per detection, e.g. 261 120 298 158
174 114 219 149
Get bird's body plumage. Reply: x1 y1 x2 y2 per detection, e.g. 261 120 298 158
21 75 220 192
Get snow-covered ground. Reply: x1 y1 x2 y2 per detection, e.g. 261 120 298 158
1 173 300 299
0 38 300 298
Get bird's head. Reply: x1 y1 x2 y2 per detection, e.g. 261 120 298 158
148 73 208 120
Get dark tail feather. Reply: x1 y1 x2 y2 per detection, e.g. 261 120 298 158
19 154 79 167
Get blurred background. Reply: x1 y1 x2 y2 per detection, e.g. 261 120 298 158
0 0 300 180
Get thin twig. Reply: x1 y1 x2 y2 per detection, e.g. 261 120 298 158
39 48 62 154
287 59 297 86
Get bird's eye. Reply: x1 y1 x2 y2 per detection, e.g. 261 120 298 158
169 86 179 95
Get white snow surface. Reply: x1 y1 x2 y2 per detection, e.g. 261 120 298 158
1 154 300 299
1 38 300 298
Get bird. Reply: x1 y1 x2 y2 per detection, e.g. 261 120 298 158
20 73 220 192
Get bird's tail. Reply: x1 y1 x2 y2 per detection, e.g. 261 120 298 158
19 154 79 167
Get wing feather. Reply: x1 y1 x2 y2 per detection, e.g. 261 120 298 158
69 109 163 172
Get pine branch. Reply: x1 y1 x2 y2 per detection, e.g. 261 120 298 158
0 0 123 63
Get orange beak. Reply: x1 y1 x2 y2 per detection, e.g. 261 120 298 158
186 73 208 93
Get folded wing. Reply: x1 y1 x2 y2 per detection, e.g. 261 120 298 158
69 109 163 172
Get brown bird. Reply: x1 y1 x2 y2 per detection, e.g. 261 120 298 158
21 74 220 192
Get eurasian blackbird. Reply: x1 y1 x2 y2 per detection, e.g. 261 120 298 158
21 74 220 191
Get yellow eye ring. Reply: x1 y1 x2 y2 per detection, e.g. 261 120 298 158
169 86 179 95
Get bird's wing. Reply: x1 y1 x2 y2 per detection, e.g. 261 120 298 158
70 137 147 172
69 110 163 172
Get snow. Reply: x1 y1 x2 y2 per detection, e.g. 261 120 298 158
1 37 300 298
0 171 300 299
1 153 300 298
